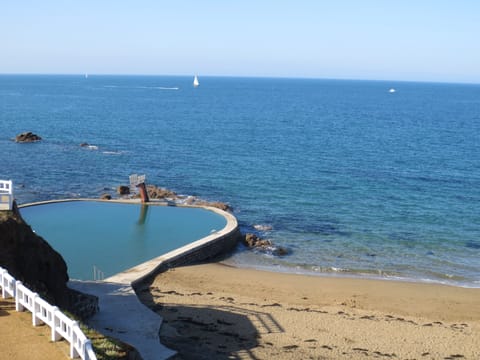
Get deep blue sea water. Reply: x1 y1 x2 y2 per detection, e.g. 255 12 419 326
1 75 479 287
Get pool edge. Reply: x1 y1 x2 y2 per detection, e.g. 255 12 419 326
19 198 241 286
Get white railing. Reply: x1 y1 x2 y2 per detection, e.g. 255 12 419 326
0 267 97 360
0 179 13 210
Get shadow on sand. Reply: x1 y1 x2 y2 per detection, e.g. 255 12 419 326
137 280 284 360
0 299 14 317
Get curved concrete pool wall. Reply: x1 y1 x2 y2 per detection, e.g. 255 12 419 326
19 199 241 286
106 203 241 286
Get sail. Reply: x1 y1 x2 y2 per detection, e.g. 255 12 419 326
193 75 199 87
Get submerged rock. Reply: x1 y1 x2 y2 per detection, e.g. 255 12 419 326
15 131 42 143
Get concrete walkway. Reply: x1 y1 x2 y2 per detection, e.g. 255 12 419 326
64 202 239 360
69 280 176 360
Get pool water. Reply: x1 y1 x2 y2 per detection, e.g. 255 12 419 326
20 201 227 280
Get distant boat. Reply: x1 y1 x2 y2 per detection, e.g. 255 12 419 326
193 75 199 87
389 88 396 93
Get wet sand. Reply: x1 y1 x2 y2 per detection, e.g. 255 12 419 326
137 263 480 360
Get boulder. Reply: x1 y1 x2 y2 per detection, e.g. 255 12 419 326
243 233 272 248
242 232 290 256
117 185 130 195
15 132 42 143
146 185 177 199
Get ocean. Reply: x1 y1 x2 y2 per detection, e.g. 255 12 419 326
1 75 479 287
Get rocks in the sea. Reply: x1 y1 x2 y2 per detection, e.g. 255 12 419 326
100 193 112 200
123 183 232 211
117 185 130 195
146 185 177 199
273 247 289 256
15 131 42 143
80 143 98 150
112 182 232 212
242 233 290 256
193 200 232 212
244 233 272 247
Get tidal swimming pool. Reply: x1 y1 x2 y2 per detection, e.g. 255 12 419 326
20 201 227 280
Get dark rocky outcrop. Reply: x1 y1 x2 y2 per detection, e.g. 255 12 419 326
115 183 233 211
117 185 130 195
0 202 97 319
146 185 177 200
242 233 290 256
15 132 42 143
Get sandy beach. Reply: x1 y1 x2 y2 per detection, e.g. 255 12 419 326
137 263 480 360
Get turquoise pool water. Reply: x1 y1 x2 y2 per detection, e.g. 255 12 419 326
20 201 227 280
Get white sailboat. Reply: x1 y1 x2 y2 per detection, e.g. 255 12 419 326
193 75 199 87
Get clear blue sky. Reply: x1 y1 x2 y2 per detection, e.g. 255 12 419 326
2 1 479 83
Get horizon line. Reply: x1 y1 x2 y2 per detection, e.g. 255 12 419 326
0 72 479 86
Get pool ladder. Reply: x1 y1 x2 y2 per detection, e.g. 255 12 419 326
93 265 105 281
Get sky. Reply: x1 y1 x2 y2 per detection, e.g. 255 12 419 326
1 1 480 83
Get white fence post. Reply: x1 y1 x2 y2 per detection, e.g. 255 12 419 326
0 267 97 360
0 179 13 210
71 321 81 358
51 306 63 342
1 269 16 299
0 268 6 298
31 293 42 326
15 280 24 311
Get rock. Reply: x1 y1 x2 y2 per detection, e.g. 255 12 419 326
243 233 258 247
0 202 97 318
15 132 42 143
100 193 112 200
192 199 232 212
199 201 232 212
117 185 130 195
273 246 290 256
242 232 289 256
257 239 273 247
146 185 177 199
80 142 89 147
243 233 271 248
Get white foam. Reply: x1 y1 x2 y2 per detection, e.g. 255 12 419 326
253 224 273 231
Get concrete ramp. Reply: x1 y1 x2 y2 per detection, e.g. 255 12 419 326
69 280 176 360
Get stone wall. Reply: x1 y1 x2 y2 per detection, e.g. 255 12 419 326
132 226 242 288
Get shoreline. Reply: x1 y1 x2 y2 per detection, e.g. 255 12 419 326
18 200 479 289
137 261 480 359
221 260 480 290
